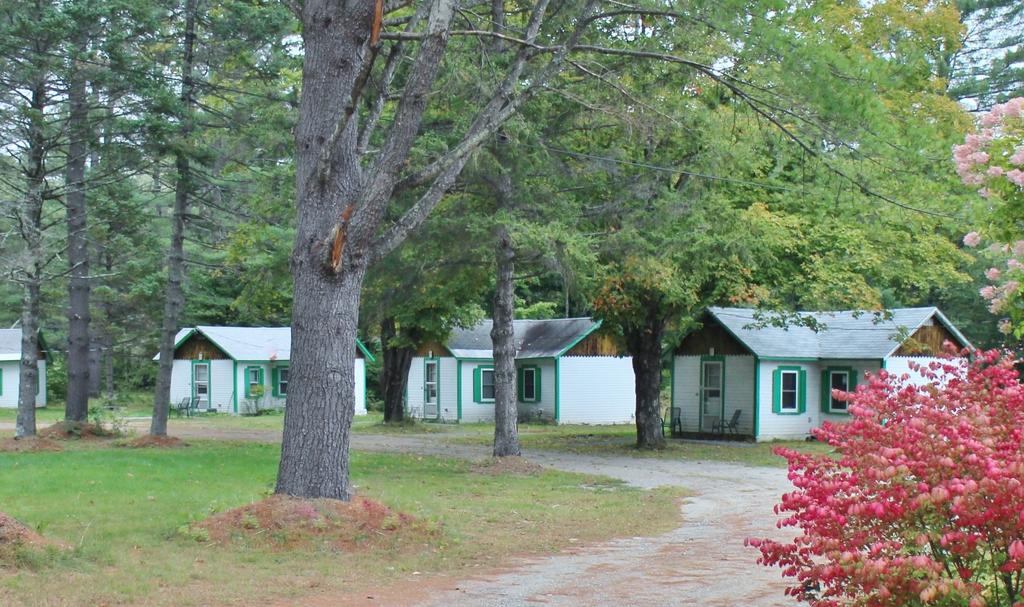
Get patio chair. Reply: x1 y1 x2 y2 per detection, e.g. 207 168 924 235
713 409 742 435
670 407 682 436
171 397 191 418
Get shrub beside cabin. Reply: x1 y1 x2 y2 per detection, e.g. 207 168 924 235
157 326 373 414
0 329 46 408
406 318 635 424
671 307 972 441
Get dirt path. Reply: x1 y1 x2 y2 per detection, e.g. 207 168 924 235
3 420 797 605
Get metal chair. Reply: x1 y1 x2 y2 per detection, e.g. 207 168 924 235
712 409 742 435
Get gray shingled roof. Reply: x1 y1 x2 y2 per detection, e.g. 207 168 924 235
156 327 374 361
0 329 21 361
707 307 972 359
446 318 601 359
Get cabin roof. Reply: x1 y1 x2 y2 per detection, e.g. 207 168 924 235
158 326 374 362
445 318 601 359
704 306 972 359
0 328 46 362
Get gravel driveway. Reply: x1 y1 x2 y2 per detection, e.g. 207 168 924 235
4 420 797 605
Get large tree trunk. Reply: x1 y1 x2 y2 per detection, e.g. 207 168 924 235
626 315 666 449
16 77 48 439
380 317 413 423
151 0 197 437
17 288 41 439
65 43 91 423
491 228 520 457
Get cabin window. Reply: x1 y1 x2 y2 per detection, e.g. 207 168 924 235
273 367 289 397
821 367 856 414
245 366 264 398
780 371 798 410
482 369 495 400
829 371 848 411
772 366 806 414
518 366 540 402
473 365 495 403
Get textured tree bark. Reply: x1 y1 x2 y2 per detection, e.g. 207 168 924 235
491 228 521 457
380 317 413 423
626 315 666 449
151 0 197 437
277 0 570 498
16 77 47 439
65 45 91 423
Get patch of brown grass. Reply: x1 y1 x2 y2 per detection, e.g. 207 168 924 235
469 456 545 476
0 511 70 569
186 495 441 553
0 436 63 453
120 435 187 449
38 421 117 441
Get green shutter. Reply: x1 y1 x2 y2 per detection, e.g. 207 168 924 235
798 369 807 414
535 367 542 401
517 367 524 401
820 370 830 413
771 368 781 413
473 366 482 403
272 368 279 397
849 369 858 391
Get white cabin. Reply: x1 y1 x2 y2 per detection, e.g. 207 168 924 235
157 326 373 414
407 318 635 425
671 307 973 441
0 329 47 408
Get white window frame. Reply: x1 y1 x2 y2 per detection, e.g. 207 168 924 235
481 368 495 402
522 367 537 401
278 368 289 396
829 370 849 411
780 370 799 411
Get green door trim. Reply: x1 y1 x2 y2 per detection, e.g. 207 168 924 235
698 355 725 432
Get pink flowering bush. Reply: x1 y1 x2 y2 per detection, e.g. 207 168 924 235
955 98 1024 337
748 349 1024 606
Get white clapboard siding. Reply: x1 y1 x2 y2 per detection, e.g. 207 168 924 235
407 356 425 419
407 356 460 421
557 356 635 425
756 359 881 441
672 355 755 434
0 360 46 408
460 360 495 423
672 356 700 432
355 358 367 415
884 356 964 389
517 359 556 421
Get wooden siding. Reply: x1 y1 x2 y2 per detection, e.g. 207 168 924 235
174 334 229 360
676 322 752 356
415 340 449 357
894 323 960 356
563 332 626 357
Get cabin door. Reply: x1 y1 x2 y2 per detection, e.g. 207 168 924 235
423 360 439 420
700 360 723 431
193 363 210 409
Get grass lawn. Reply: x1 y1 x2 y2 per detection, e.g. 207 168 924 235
0 441 684 606
452 424 836 467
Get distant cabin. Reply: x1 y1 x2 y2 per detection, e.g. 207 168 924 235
157 326 374 414
671 307 973 441
407 318 635 424
0 329 47 408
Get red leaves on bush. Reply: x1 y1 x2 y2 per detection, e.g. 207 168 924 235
749 349 1024 606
